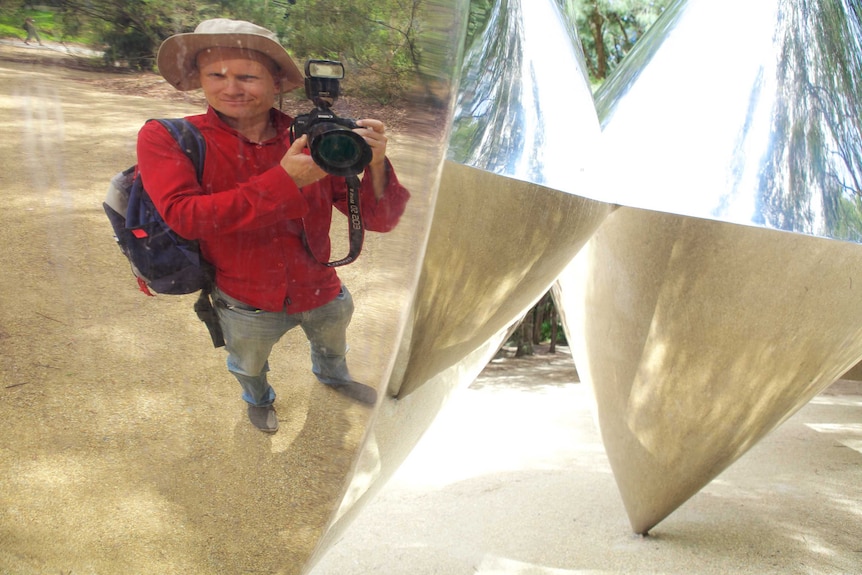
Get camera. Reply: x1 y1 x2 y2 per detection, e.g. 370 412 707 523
289 60 372 177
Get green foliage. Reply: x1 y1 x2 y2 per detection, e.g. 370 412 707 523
459 0 670 87
282 0 424 103
540 319 568 345
31 0 287 69
465 0 492 46
25 0 426 103
563 0 672 82
0 6 78 43
49 0 201 66
4 1 668 103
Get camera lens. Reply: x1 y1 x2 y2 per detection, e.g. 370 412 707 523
318 132 362 167
308 122 373 177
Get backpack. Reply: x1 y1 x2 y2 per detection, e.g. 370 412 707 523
104 118 224 347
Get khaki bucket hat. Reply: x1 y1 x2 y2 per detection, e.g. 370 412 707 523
156 18 303 93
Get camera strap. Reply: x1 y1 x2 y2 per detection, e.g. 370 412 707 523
300 175 364 267
322 175 364 267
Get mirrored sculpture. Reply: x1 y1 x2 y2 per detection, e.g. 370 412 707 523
0 0 607 573
311 0 608 563
8 0 860 570
0 3 460 574
555 0 862 534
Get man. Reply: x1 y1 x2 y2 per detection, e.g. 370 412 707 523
23 18 42 46
137 19 410 433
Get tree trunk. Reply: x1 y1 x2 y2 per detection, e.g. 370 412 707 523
549 305 559 354
514 315 534 357
589 2 608 80
531 296 545 345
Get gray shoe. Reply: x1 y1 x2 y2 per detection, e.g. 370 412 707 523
247 404 278 433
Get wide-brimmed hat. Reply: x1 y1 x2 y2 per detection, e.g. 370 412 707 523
157 18 303 93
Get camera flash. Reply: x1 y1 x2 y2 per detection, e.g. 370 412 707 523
308 61 344 79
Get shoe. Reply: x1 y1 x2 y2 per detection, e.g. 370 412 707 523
324 380 378 405
247 404 278 433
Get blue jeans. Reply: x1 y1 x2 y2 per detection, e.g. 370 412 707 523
213 286 355 407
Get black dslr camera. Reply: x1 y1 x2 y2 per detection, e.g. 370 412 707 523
289 60 372 177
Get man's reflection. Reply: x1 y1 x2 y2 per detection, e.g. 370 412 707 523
137 18 410 433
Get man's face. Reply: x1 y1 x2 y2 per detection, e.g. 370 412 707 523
196 48 279 124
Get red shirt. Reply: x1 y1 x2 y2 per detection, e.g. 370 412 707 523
136 107 410 312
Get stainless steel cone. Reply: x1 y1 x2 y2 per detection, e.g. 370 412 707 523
319 0 609 558
558 208 862 533
556 0 862 533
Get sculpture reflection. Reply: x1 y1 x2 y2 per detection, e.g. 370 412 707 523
18 0 860 567
556 0 862 534
390 0 602 399
312 0 609 562
594 0 862 242
0 3 458 574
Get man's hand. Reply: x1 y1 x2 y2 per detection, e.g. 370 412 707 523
355 119 388 167
280 135 327 188
356 119 389 198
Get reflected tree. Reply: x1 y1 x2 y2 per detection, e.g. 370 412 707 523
281 0 427 103
563 0 672 82
43 0 426 103
53 0 287 68
756 0 862 240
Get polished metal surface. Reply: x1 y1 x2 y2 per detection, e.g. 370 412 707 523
392 0 603 398
555 0 862 534
10 0 861 568
0 0 608 573
557 208 862 534
0 2 462 574
447 0 595 194
594 0 862 242
318 0 607 557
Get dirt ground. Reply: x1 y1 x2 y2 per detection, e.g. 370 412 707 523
0 40 419 575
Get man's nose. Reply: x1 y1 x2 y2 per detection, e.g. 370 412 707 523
224 77 243 93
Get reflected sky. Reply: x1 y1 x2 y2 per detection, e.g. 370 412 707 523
596 0 862 243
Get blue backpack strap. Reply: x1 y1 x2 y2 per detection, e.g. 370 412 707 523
126 118 205 234
152 119 223 347
154 118 206 180
125 118 208 270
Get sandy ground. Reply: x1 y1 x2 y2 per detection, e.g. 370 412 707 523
0 40 415 575
311 350 862 575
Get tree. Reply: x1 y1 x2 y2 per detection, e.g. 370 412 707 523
512 312 534 357
281 0 427 103
50 0 425 103
504 292 566 357
567 0 672 82
55 0 227 69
